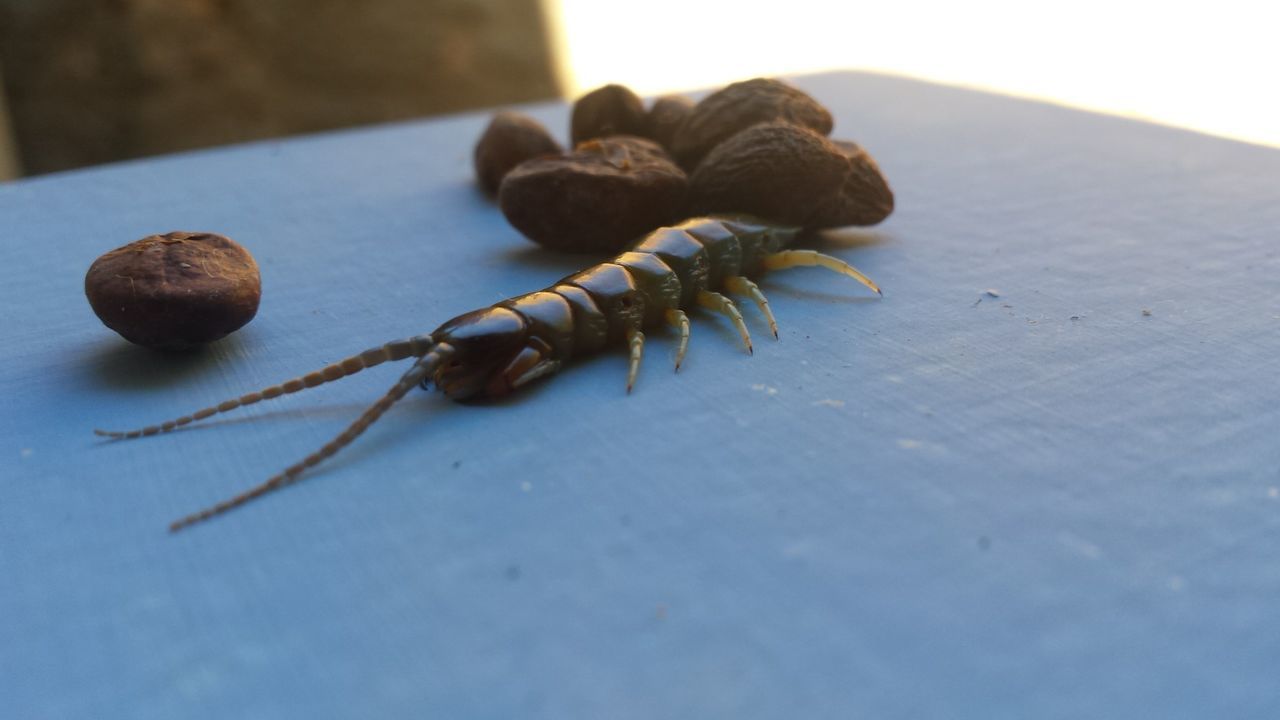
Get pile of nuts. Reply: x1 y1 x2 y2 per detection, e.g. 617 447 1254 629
474 78 894 253
84 78 893 350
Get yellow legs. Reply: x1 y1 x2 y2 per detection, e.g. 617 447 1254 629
625 250 879 391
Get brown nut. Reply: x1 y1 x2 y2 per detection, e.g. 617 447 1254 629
687 122 893 228
570 84 647 146
806 140 896 227
498 136 687 253
85 232 262 350
643 94 694 152
671 77 834 170
473 111 564 197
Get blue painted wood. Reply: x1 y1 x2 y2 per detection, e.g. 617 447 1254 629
2 71 1278 719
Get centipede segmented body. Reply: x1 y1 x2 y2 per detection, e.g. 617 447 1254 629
97 215 881 531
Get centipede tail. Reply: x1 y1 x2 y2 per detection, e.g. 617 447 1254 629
100 216 881 530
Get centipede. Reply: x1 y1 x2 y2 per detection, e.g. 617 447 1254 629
96 215 881 532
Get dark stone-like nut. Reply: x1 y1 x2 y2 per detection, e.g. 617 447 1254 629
688 122 893 228
570 84 647 145
85 232 262 350
499 136 687 253
643 94 694 152
806 140 896 227
671 77 834 170
473 111 563 197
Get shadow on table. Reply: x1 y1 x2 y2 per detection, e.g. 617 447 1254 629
85 335 249 391
815 226 893 250
496 225 894 274
498 244 607 275
766 283 887 305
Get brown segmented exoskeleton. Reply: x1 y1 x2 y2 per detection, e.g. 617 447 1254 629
97 216 881 532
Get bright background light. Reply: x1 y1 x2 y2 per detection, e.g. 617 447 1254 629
545 0 1280 148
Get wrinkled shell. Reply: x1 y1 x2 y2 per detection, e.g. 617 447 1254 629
570 84 647 146
643 94 694 152
671 78 833 170
806 140 896 227
688 122 893 228
85 232 261 350
473 111 563 197
499 136 687 253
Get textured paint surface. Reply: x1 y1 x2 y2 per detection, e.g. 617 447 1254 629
2 72 1279 719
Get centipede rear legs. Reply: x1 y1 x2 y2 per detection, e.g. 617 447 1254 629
637 249 880 381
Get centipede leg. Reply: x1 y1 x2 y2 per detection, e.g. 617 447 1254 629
663 308 690 371
696 289 753 355
724 275 778 339
488 338 562 395
760 250 882 296
625 327 645 393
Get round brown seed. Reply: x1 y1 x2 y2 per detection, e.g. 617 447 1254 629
498 136 687 254
688 122 844 226
570 84 647 146
643 94 694 153
85 232 262 350
474 111 564 197
688 122 893 228
671 77 834 170
806 140 896 228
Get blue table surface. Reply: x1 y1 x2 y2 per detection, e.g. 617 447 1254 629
2 71 1278 719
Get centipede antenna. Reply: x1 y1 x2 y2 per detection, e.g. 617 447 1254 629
169 344 455 532
94 335 436 439
663 308 690 371
761 250 882 296
724 275 779 339
696 290 753 355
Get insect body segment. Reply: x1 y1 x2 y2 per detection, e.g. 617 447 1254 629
97 216 881 531
429 216 837 400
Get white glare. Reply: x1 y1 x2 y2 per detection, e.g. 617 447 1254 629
545 0 1280 148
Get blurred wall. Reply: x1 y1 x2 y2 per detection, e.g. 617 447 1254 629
0 0 562 176
0 62 17 179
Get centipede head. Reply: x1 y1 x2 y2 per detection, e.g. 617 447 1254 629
429 306 552 402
